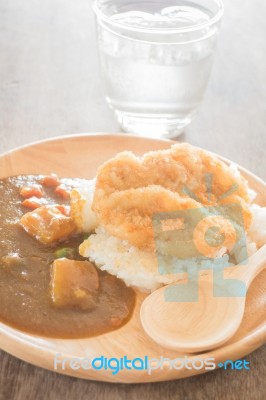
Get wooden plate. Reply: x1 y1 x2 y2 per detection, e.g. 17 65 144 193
0 134 265 383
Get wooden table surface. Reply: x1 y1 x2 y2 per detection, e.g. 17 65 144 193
0 0 265 399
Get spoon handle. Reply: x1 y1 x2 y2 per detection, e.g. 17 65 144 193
227 244 266 287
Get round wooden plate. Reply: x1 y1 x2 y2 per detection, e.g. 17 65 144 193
0 134 265 383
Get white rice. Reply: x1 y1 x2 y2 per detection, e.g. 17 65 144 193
73 174 266 292
80 227 225 292
70 179 99 233
79 204 265 292
247 204 266 246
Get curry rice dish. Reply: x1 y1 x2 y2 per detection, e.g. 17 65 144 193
0 143 265 338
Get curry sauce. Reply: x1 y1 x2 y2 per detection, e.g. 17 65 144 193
0 175 135 338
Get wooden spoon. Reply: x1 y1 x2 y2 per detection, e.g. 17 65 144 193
140 244 266 353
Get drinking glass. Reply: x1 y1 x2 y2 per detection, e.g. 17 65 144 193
93 0 224 138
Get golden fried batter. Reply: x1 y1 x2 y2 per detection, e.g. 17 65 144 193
92 143 252 252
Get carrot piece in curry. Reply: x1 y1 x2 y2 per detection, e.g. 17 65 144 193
41 173 60 188
55 184 70 200
20 185 44 199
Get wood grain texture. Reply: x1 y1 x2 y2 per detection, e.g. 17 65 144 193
0 134 266 396
141 245 266 353
0 0 266 398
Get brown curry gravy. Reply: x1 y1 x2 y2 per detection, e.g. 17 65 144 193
0 175 135 338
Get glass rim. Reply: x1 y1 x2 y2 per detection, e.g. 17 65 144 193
92 0 224 34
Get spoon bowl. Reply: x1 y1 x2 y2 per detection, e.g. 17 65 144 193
140 245 266 352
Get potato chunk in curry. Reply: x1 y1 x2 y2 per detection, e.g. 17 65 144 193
20 205 76 244
51 258 99 310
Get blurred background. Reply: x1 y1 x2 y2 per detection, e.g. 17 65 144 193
0 0 265 179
